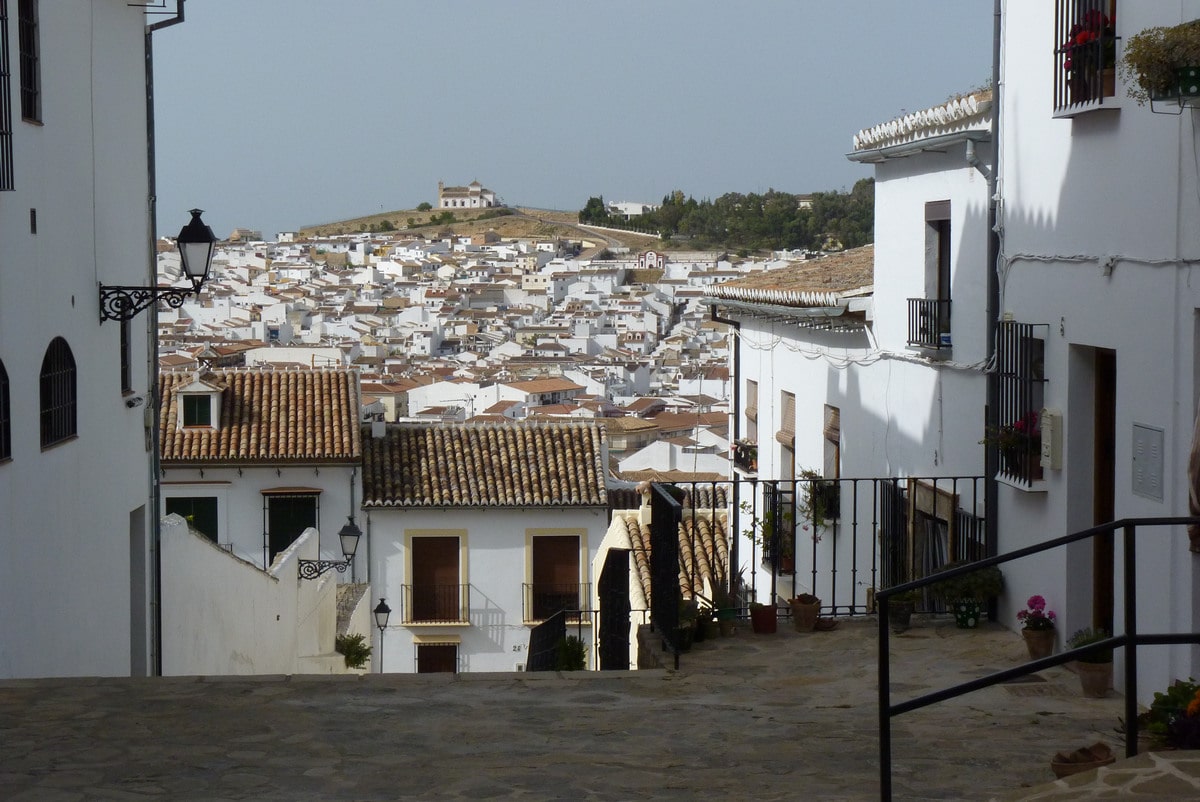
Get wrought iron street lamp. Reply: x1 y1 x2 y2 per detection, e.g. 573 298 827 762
373 598 391 673
297 516 362 580
99 209 217 322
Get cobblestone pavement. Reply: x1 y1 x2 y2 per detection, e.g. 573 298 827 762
0 617 1189 801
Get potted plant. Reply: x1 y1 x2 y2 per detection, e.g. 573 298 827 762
741 501 794 574
732 438 757 474
748 601 777 634
1068 627 1113 697
789 592 821 632
930 560 1004 628
1016 594 1057 660
980 411 1041 479
798 468 838 539
711 580 739 637
1120 20 1200 104
1059 7 1117 102
1129 678 1200 750
886 588 921 633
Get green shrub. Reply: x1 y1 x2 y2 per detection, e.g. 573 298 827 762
554 636 586 671
335 633 372 669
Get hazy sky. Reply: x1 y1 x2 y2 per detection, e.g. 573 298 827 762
152 1 993 239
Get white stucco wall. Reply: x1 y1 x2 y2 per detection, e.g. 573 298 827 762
999 0 1200 702
368 506 608 673
0 2 155 678
159 465 362 578
161 516 345 675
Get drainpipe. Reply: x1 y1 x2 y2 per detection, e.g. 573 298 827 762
146 0 187 677
984 0 1002 570
709 304 742 596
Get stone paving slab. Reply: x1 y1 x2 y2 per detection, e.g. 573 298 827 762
0 617 1171 800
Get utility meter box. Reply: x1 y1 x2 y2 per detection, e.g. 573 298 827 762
1040 408 1062 471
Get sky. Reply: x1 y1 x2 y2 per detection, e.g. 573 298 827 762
152 1 994 240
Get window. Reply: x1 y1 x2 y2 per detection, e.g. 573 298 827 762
908 201 952 349
1054 0 1117 115
166 496 218 543
405 535 467 624
745 379 758 442
120 319 132 394
0 0 13 190
39 337 76 447
416 643 458 673
525 534 582 621
776 390 795 449
264 492 318 564
995 321 1048 485
17 0 38 122
182 394 211 427
0 358 10 460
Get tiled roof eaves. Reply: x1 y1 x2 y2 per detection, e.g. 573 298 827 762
847 128 990 164
850 93 992 153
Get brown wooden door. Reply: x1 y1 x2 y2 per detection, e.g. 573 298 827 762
412 536 459 622
1093 349 1116 633
532 536 579 619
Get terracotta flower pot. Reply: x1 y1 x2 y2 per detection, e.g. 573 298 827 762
1077 661 1113 698
790 595 821 632
1023 627 1055 661
749 605 777 634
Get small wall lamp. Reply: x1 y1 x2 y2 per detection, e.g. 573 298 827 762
297 516 362 580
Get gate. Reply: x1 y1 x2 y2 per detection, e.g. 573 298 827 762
597 548 631 670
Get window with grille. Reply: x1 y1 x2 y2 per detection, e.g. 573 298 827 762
1054 0 1117 115
0 358 10 460
908 201 952 348
0 0 13 190
17 0 37 122
995 321 1048 484
39 337 76 448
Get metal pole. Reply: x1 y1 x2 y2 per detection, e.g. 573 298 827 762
1123 523 1138 758
878 591 892 801
377 625 385 674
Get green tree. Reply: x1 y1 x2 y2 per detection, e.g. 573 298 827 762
416 201 432 212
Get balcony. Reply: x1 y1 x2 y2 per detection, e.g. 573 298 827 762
906 298 951 349
522 582 590 623
400 583 471 624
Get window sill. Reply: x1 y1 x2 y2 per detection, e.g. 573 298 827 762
403 621 471 628
523 619 592 627
995 472 1047 493
40 434 79 451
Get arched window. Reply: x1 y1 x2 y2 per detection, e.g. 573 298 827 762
40 337 76 447
0 359 10 460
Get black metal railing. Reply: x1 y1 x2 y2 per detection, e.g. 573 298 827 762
523 582 590 622
525 609 594 671
996 320 1048 487
637 475 986 671
906 298 951 349
1053 0 1117 115
876 516 1200 802
400 583 471 624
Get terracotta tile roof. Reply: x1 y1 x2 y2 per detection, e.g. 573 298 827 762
704 245 874 308
852 90 992 153
615 509 730 602
362 421 607 508
159 368 361 464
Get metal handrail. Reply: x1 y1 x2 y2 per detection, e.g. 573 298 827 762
876 515 1200 801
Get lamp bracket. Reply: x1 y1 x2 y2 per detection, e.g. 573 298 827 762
99 284 196 323
297 558 352 581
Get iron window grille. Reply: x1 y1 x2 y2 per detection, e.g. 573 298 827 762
16 0 37 122
39 336 76 448
995 320 1048 485
0 0 12 190
0 358 10 460
907 298 952 349
1054 0 1118 116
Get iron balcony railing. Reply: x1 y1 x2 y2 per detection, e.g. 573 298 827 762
400 583 471 624
875 515 1200 801
1053 0 1118 116
906 298 951 349
522 582 591 623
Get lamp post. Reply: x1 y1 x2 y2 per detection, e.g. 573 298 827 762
99 209 217 322
373 598 391 673
297 516 362 580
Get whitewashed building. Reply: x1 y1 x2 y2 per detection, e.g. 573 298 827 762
363 421 610 673
0 1 170 677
